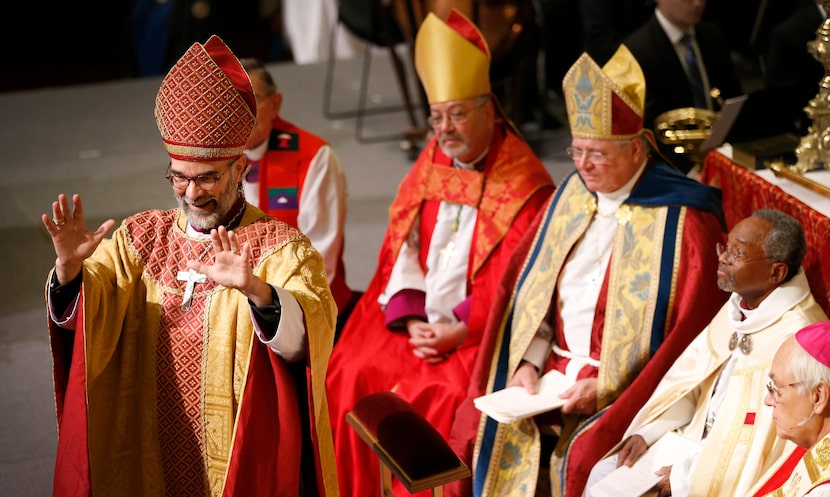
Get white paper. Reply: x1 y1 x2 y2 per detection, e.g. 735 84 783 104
589 431 702 497
473 369 573 423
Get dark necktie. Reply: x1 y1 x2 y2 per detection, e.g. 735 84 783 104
682 34 707 109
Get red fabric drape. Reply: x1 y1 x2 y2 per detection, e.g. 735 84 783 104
702 151 830 316
52 297 92 497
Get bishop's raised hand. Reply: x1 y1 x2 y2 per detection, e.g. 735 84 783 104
42 193 116 284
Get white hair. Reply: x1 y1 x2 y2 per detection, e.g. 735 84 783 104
788 339 830 395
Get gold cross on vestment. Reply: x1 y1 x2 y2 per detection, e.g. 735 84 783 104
177 268 206 311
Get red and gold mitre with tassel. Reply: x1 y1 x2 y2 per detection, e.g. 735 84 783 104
154 35 256 161
563 44 646 140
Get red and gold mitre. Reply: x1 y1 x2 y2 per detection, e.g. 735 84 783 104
154 35 256 161
414 9 491 104
562 44 645 140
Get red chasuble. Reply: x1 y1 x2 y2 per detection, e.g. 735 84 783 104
326 124 554 497
48 207 338 497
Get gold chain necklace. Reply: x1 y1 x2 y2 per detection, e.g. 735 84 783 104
185 238 213 263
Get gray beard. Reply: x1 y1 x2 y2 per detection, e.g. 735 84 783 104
175 186 235 231
717 276 735 293
439 134 469 160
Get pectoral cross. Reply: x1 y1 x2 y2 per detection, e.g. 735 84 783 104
439 240 459 270
177 269 206 311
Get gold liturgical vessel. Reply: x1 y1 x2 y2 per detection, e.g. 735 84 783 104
654 105 718 168
769 0 830 198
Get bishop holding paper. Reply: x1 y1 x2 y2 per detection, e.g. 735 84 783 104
449 45 727 497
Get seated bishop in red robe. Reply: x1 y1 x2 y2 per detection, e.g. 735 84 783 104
325 9 555 497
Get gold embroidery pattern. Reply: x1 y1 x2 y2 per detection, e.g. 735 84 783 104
202 291 238 497
128 209 304 497
130 211 212 495
805 437 830 484
480 179 594 497
479 175 682 496
486 418 542 496
814 437 830 470
473 136 552 276
204 215 301 496
703 373 755 496
386 146 433 264
156 292 211 496
509 179 594 374
783 470 804 497
598 206 666 408
424 166 485 206
386 134 552 277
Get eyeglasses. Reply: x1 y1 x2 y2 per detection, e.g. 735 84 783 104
565 147 612 164
715 242 769 265
766 380 801 402
165 165 228 191
427 101 486 128
566 140 633 164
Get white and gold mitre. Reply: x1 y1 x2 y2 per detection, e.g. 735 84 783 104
563 44 646 140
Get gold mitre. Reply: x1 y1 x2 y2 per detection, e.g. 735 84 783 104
414 9 491 104
563 44 645 140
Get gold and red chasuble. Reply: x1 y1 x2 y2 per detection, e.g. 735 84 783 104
49 206 338 497
154 232 218 496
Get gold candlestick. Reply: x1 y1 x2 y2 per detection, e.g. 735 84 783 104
795 0 830 172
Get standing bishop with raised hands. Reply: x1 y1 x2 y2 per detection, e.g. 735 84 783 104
43 35 338 497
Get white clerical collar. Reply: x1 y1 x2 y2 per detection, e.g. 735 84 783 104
244 138 269 162
655 7 692 45
596 159 647 215
727 270 811 334
454 148 489 171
